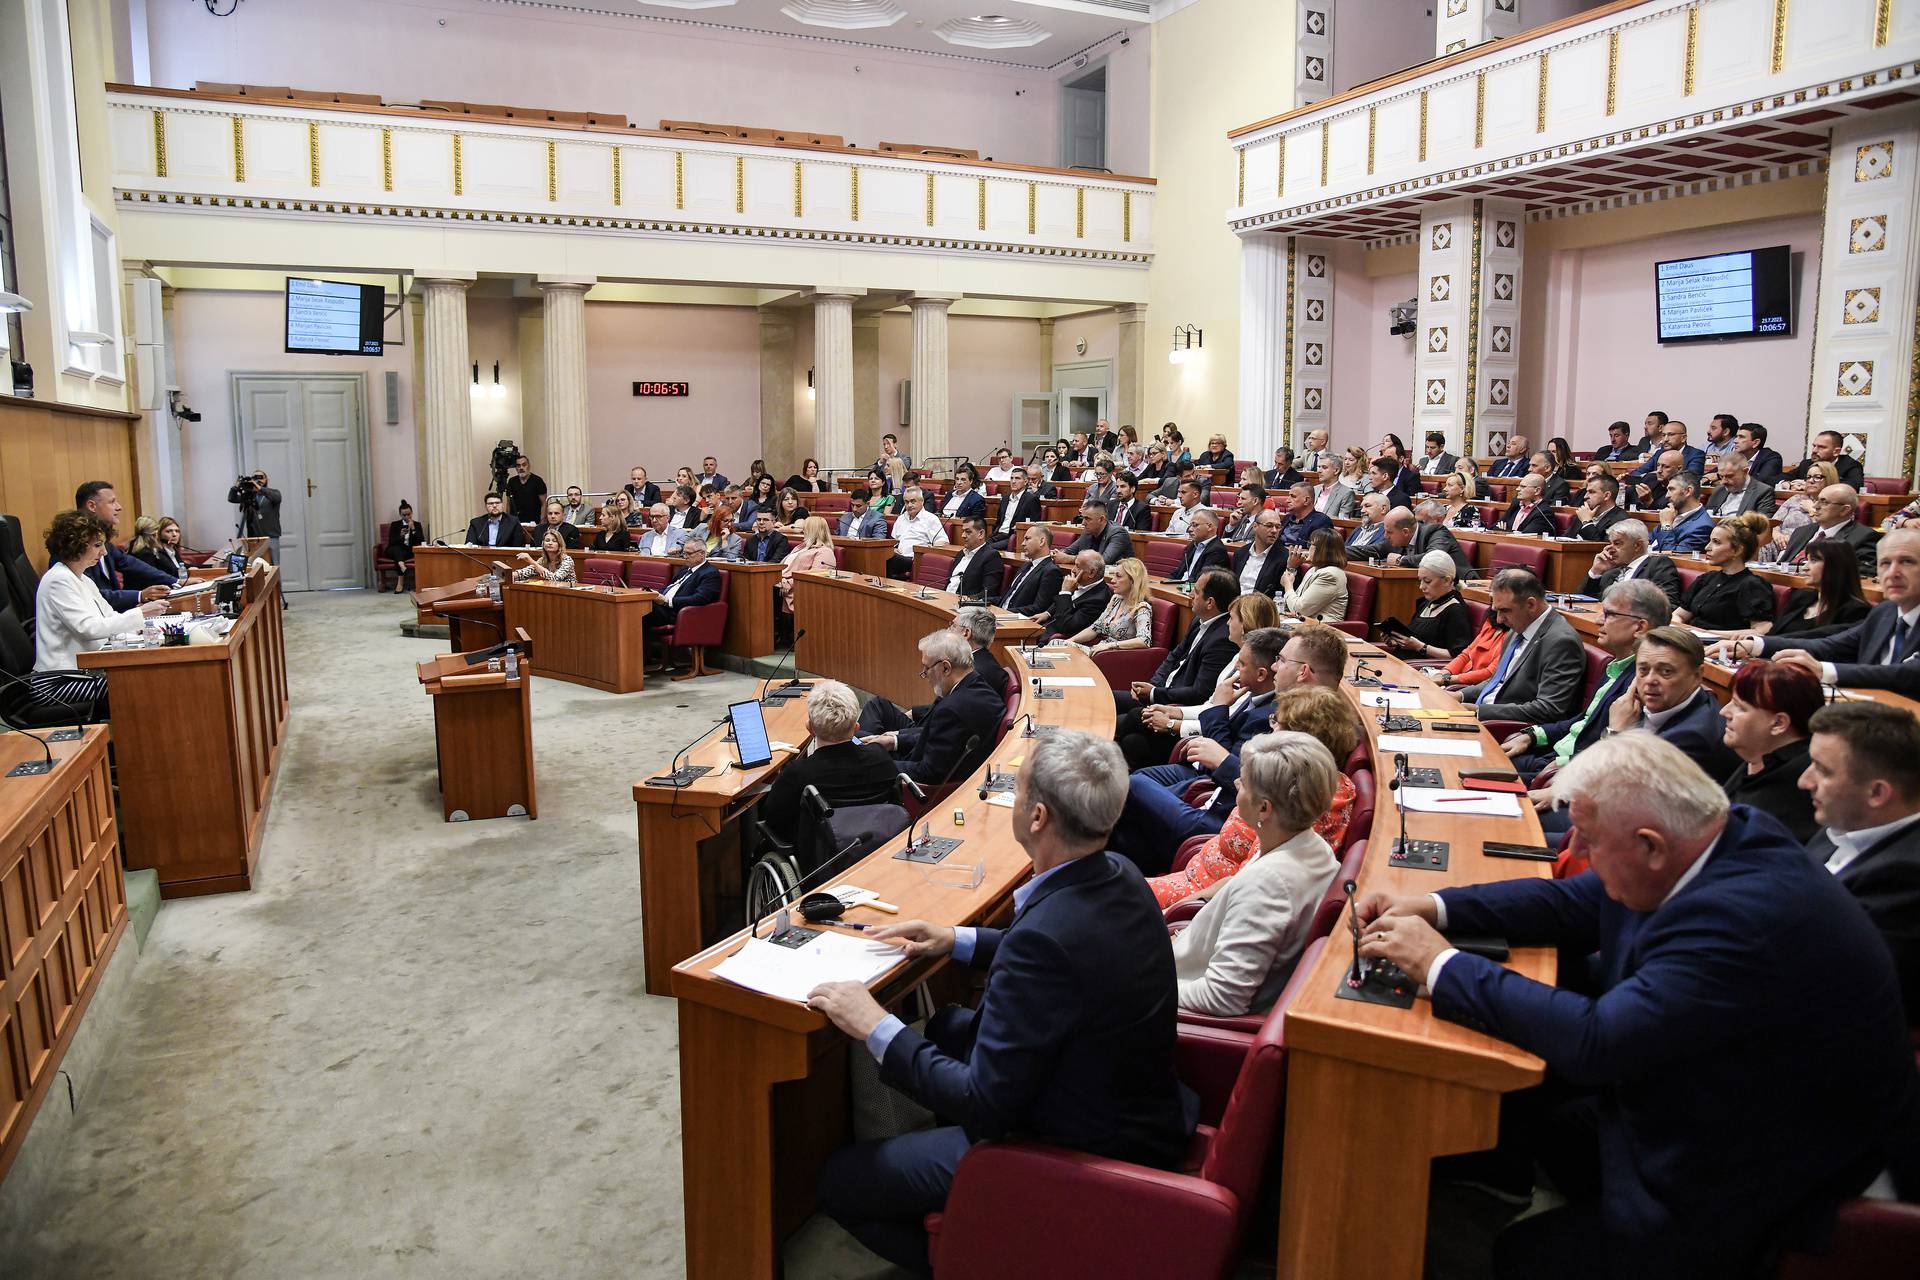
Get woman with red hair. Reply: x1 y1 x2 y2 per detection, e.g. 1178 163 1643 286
1719 659 1824 842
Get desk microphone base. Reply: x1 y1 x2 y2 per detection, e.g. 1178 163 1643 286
6 760 54 778
1336 960 1417 1009
1390 838 1450 871
894 836 963 864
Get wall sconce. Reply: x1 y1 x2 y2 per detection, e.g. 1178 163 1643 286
1169 324 1203 365
807 366 815 401
474 361 506 398
471 362 480 395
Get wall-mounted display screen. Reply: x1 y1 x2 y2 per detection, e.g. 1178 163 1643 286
1654 245 1793 344
285 278 384 355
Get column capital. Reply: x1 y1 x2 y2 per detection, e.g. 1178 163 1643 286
415 269 477 287
908 293 962 307
1114 303 1149 323
811 288 865 302
534 274 596 292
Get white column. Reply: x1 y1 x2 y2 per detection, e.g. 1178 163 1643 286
1236 231 1287 459
1037 317 1056 393
1436 0 1519 57
1807 105 1920 482
1414 198 1523 458
909 294 958 461
1114 304 1147 438
812 291 859 470
1290 238 1334 453
418 273 475 545
536 275 593 494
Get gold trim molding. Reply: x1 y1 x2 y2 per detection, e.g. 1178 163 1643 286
308 121 320 187
232 115 245 183
453 133 464 196
550 141 560 203
1683 6 1700 96
382 127 393 192
152 108 167 177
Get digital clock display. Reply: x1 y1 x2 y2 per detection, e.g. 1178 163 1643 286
632 381 690 397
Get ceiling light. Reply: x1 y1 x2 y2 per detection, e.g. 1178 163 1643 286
780 0 907 30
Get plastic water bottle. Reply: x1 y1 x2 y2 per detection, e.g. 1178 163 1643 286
504 650 520 679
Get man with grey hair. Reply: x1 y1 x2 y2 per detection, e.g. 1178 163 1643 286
1578 517 1682 609
1360 504 1472 581
1168 509 1230 583
1463 567 1584 722
1313 454 1358 519
810 730 1196 1273
762 680 900 835
857 607 1010 741
1356 732 1920 1280
1346 492 1391 551
1703 449 1775 518
1039 550 1113 640
863 630 1002 789
886 485 945 578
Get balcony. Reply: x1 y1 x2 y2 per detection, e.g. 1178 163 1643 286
105 86 1154 272
1227 0 1920 241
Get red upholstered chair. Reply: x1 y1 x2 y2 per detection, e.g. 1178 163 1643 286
1552 511 1575 535
1093 598 1180 688
1676 565 1702 596
1171 833 1212 875
926 939 1329 1278
625 559 671 590
1488 541 1548 579
1481 642 1614 742
1861 476 1910 496
1342 741 1370 776
374 522 404 590
1234 460 1259 482
812 492 849 515
914 552 957 589
581 556 625 586
1774 1200 1920 1278
1346 770 1375 846
1463 597 1489 634
1049 526 1078 550
1856 498 1874 527
1334 571 1375 637
1305 840 1371 943
1142 539 1187 579
1000 671 1020 735
1771 581 1796 619
656 568 729 681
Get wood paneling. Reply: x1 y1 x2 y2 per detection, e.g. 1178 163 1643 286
502 582 655 693
0 727 127 1184
417 646 536 822
0 395 142 571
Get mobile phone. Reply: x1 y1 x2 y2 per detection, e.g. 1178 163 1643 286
1483 841 1556 862
1431 721 1480 733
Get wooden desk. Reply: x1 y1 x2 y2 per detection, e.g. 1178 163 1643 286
629 694 816 995
416 639 536 823
831 537 894 578
1349 560 1422 625
0 726 127 1183
791 571 1040 706
77 567 289 898
565 550 781 659
409 545 493 624
669 647 1114 1279
1449 529 1603 593
1276 641 1555 1280
502 580 655 693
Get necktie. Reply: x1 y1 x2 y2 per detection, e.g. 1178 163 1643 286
1892 616 1912 663
1479 635 1526 704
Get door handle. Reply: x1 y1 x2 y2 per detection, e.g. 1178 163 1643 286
307 478 316 497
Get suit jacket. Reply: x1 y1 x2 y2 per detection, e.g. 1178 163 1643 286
1475 609 1585 723
939 489 988 521
1782 520 1879 578
1346 522 1387 553
1628 443 1707 479
1808 819 1920 1025
1641 687 1741 779
383 520 427 556
1000 557 1064 616
1275 510 1332 551
1188 692 1278 817
535 521 582 550
1535 660 1634 763
1263 466 1305 492
1043 582 1114 640
1196 449 1235 472
880 850 1194 1165
902 648 1011 752
1417 451 1459 476
86 543 175 610
1705 482 1777 518
1067 523 1133 566
1497 500 1559 538
836 509 891 540
1229 542 1289 598
1649 505 1713 554
761 740 899 835
989 491 1043 541
634 525 689 557
1783 453 1865 490
132 544 190 582
1761 599 1920 697
1170 536 1231 583
1377 481 1420 511
1571 504 1630 541
1315 481 1359 519
1582 553 1684 609
1594 443 1643 463
1745 446 1785 484
464 514 529 549
1433 807 1920 1276
1537 474 1571 507
1108 497 1152 531
1488 455 1531 478
742 530 791 564
896 671 1004 787
1149 613 1239 704
946 545 1001 598
657 561 722 619
1402 522 1473 582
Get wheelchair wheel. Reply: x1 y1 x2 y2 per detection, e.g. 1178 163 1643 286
744 850 803 924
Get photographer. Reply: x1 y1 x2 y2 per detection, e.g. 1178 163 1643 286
227 470 283 564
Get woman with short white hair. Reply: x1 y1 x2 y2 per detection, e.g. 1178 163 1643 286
760 678 897 835
1380 549 1473 659
1169 731 1340 1017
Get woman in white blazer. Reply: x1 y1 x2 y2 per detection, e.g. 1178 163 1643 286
1278 528 1350 623
27 510 165 718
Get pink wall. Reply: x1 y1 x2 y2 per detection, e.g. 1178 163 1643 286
167 289 418 550
879 313 1048 462
584 302 762 489
1053 309 1119 377
1328 248 1416 452
465 296 525 498
140 0 1091 170
1333 0 1615 95
1522 212 1821 452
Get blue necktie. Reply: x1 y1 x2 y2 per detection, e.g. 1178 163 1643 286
1478 634 1525 704
1893 616 1912 663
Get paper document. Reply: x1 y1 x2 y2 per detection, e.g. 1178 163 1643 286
985 792 1016 809
1375 733 1483 758
712 933 902 1004
1395 787 1521 818
1358 688 1424 709
1038 676 1097 687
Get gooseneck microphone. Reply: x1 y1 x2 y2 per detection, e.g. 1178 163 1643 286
760 628 807 702
906 733 982 854
1343 879 1366 987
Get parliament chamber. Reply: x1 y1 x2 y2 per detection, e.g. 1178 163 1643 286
3 0 1920 1276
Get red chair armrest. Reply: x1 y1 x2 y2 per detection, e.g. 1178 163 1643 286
1174 1024 1256 1122
1776 1199 1920 1278
1092 646 1167 689
1177 1008 1268 1037
1479 719 1527 740
1330 620 1367 638
1164 898 1206 925
932 1142 1239 1278
670 599 728 646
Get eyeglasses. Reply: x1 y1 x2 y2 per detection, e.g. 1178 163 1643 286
918 660 951 680
1598 607 1640 623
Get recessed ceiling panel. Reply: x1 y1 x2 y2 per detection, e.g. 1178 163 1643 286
779 0 908 29
936 14 1051 48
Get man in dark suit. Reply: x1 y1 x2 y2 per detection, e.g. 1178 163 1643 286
1417 430 1458 477
1592 420 1642 463
1230 510 1290 599
1263 447 1304 493
836 492 892 540
1579 518 1683 609
1622 449 1686 512
1625 419 1706 485
810 731 1196 1275
1113 569 1239 722
1804 701 1920 1024
75 480 175 609
860 607 1011 741
624 466 661 509
1734 528 1920 697
1528 452 1570 507
1108 472 1152 532
1273 482 1332 552
1702 451 1776 518
1109 628 1284 873
1487 434 1532 478
536 503 583 549
764 679 903 834
865 629 1005 790
999 526 1064 616
1367 457 1419 511
986 469 1043 549
1569 473 1630 541
1778 484 1879 577
1733 422 1784 485
1366 506 1472 582
935 471 988 522
1055 500 1132 567
741 510 791 563
1357 733 1920 1280
1780 428 1866 490
1500 578 1668 780
1039 551 1113 641
943 518 1000 598
464 492 530 549
643 539 722 664
1217 484 1265 543
1495 475 1559 538
1167 510 1231 583
1594 627 1739 779
1466 568 1585 723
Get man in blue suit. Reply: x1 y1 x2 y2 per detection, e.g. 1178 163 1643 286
1646 473 1713 554
1358 733 1920 1280
809 732 1196 1274
1624 418 1706 485
835 492 891 541
77 480 175 609
1734 527 1920 698
642 538 722 664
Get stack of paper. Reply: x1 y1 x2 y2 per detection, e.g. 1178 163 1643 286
1376 733 1483 757
712 932 902 1004
1394 787 1522 817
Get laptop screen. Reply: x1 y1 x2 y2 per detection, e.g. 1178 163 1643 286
728 698 772 768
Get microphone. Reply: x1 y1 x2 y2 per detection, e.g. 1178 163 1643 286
1393 753 1412 858
1 725 56 776
1349 658 1383 688
1343 878 1367 987
760 628 807 702
906 733 982 855
1003 712 1036 740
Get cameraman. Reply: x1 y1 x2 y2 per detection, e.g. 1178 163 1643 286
227 469 283 565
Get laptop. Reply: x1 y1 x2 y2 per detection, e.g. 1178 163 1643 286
727 699 773 769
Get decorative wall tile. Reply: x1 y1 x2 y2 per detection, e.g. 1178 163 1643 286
1430 222 1453 250
1490 324 1512 353
1428 326 1450 353
1304 298 1324 322
1303 387 1324 410
1491 272 1515 301
1855 141 1894 182
1837 360 1875 396
1493 220 1516 248
1446 0 1467 16
1488 377 1511 406
1425 378 1448 405
1444 38 1469 53
1430 274 1452 301
1305 254 1326 277
1844 287 1881 325
1849 215 1887 254
1305 8 1325 35
1303 341 1324 366
1304 56 1324 82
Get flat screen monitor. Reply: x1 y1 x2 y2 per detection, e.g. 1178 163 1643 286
284 277 385 355
728 699 773 769
1654 245 1792 344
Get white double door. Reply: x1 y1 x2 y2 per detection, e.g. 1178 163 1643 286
231 373 370 591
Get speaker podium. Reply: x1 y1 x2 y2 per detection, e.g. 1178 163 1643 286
417 628 537 822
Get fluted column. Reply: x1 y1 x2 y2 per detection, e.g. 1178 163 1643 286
909 294 958 461
1236 232 1287 459
537 275 594 493
812 291 859 470
1037 317 1056 392
419 273 475 544
1115 304 1148 437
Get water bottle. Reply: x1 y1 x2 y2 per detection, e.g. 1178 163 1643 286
504 650 520 680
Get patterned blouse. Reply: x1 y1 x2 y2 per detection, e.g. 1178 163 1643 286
512 555 577 585
1090 596 1153 644
1147 773 1356 910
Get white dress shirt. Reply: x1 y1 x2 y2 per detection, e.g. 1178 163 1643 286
34 561 147 671
1165 503 1202 539
1823 812 1920 877
1813 603 1920 684
890 508 945 558
1639 686 1706 733
947 546 982 593
1238 546 1270 595
941 490 973 517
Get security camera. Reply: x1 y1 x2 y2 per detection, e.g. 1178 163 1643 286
177 407 203 423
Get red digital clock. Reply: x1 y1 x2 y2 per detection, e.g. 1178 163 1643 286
631 381 690 397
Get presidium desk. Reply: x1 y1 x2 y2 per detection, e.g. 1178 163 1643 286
77 565 289 898
663 602 1555 1279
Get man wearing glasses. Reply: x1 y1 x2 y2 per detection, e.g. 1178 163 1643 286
227 469 284 565
861 629 1002 790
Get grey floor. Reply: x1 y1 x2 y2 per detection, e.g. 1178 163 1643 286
0 590 893 1280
